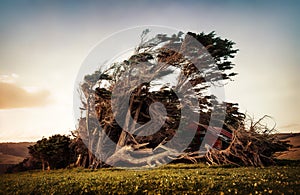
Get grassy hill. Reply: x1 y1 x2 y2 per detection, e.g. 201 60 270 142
0 163 299 194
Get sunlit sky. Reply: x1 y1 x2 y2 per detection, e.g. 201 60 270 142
0 0 299 142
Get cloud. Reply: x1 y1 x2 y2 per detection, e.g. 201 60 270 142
0 82 51 109
0 73 19 83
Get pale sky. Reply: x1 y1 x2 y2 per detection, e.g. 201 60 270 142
0 0 299 142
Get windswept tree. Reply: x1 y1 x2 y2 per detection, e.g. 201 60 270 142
76 30 288 167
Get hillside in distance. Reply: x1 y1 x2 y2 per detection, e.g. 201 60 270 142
0 142 34 164
275 133 300 160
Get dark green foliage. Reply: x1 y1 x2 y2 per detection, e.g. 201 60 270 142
187 31 238 81
28 134 73 170
187 31 238 72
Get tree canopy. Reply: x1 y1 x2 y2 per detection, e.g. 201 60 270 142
28 134 72 170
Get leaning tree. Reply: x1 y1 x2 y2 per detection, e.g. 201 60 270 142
75 30 289 168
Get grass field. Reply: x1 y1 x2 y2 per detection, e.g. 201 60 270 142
1 163 299 194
